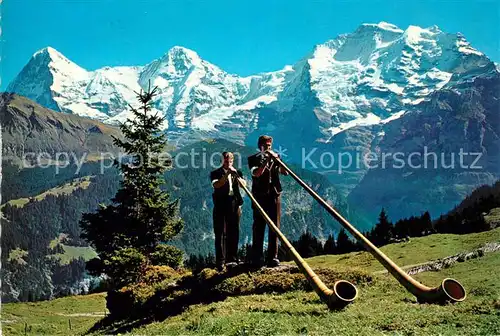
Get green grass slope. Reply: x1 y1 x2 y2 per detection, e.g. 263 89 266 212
2 229 500 335
48 244 98 266
302 228 500 273
1 176 93 209
127 253 500 336
1 293 107 335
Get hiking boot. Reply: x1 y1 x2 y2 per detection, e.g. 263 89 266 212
267 258 280 268
225 262 238 269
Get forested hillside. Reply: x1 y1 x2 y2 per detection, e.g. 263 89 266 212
1 171 121 302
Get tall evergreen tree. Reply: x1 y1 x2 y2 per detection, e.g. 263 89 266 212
394 218 409 239
80 85 183 287
294 231 323 258
420 211 433 235
323 234 337 255
336 229 356 254
372 208 393 246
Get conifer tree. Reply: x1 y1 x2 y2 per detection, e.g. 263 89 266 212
80 85 183 287
336 229 355 254
323 234 337 255
372 208 393 246
420 211 433 235
294 231 323 258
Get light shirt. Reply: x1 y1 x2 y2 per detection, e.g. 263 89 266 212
211 168 234 196
223 168 234 196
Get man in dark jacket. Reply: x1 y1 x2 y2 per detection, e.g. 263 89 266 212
210 151 245 271
247 135 288 267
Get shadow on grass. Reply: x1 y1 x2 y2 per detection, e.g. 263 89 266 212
248 307 327 316
86 264 373 335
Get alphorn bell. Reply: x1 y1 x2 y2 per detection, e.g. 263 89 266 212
269 153 466 304
236 177 358 310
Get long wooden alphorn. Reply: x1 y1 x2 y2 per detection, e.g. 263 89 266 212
236 177 358 310
270 154 466 304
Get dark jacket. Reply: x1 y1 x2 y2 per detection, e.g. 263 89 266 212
247 152 284 197
210 167 244 206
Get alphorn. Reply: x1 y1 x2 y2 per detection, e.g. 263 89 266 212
269 154 466 304
236 177 358 310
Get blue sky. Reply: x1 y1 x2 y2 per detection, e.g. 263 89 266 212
1 0 499 90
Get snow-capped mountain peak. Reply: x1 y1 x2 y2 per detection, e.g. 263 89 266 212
33 46 64 61
7 46 90 113
32 47 89 80
361 21 404 33
155 46 205 77
6 22 497 144
165 46 202 63
403 25 437 44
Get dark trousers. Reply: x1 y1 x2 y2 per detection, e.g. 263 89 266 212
251 193 281 263
213 197 241 266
